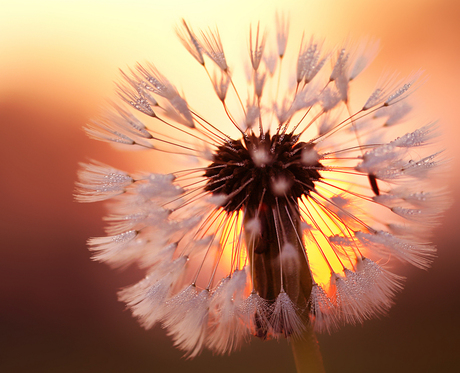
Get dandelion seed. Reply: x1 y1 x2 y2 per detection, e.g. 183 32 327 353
276 12 289 58
76 15 448 359
296 35 327 84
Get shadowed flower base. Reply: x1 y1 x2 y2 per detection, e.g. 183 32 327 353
76 15 448 371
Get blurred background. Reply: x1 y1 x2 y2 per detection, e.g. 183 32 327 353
1 0 459 372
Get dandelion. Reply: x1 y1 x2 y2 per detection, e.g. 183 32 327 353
76 16 448 371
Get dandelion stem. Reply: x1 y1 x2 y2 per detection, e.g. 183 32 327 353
291 325 326 373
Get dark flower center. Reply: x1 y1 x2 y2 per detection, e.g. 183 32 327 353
204 132 324 212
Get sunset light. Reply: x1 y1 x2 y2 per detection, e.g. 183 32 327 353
2 1 459 373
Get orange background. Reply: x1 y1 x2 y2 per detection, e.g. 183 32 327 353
1 1 459 372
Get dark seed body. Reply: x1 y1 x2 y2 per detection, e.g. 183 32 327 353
368 173 380 196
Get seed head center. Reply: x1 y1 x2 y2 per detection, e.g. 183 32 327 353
204 132 323 212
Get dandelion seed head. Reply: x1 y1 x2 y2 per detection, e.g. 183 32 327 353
76 15 448 356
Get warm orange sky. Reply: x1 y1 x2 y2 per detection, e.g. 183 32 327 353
1 1 460 372
2 0 459 175
2 0 459 171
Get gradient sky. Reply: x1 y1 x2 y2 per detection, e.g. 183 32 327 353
1 1 459 372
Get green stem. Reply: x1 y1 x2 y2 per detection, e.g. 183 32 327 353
291 325 326 373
